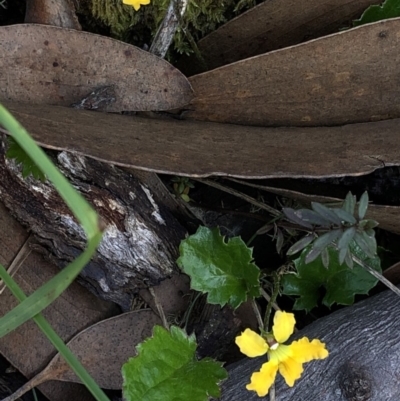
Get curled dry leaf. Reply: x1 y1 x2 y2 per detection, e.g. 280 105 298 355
0 24 193 112
2 310 161 401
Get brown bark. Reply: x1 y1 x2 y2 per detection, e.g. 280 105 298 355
220 287 400 401
0 138 186 310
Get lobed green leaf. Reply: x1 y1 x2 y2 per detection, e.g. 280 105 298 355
281 242 381 312
353 0 400 26
122 326 227 401
177 226 260 309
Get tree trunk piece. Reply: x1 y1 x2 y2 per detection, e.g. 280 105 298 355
0 138 186 310
220 287 400 401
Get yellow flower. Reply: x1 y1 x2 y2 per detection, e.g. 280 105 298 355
235 311 329 397
122 0 151 11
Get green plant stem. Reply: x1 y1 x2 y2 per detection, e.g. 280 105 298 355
0 263 110 401
263 273 281 332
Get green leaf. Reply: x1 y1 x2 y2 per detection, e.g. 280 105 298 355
6 137 46 181
287 234 315 256
281 242 381 312
310 229 342 253
358 191 369 219
332 208 356 225
338 227 356 251
292 209 331 227
353 0 400 26
342 192 356 215
177 226 260 308
311 202 342 225
282 207 313 229
122 326 228 401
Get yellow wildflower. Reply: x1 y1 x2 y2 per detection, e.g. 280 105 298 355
235 311 328 397
122 0 151 11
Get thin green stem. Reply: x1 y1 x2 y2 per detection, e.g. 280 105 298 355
263 273 281 332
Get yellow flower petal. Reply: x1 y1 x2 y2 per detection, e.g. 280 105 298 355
235 329 269 358
246 361 279 397
278 355 304 387
290 337 329 363
272 311 296 343
123 0 151 11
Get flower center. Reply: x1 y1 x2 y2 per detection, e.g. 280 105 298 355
270 342 279 350
265 335 279 350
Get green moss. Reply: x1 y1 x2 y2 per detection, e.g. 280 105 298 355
78 0 261 58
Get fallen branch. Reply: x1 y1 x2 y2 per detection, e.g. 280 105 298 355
220 286 400 400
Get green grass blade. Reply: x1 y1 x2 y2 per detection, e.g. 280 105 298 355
0 262 110 401
0 232 102 337
0 103 109 400
0 104 99 239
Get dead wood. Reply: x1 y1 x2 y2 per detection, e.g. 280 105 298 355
220 286 400 401
0 202 118 401
0 138 186 310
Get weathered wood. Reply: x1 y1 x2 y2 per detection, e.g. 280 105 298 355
2 101 400 180
179 0 377 75
0 139 186 310
187 17 400 127
220 286 400 400
0 201 118 401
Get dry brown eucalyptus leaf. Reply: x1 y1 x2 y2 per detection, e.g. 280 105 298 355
0 24 193 111
180 0 378 75
3 101 400 180
187 18 400 127
3 310 162 401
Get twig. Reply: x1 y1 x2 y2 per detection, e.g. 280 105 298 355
260 288 280 312
149 287 169 330
0 234 32 295
193 178 280 217
149 0 188 58
251 299 263 330
352 254 400 297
